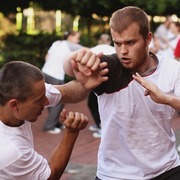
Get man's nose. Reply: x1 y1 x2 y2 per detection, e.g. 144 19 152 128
120 45 128 54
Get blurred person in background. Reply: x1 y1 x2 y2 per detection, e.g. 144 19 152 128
42 30 84 134
154 16 173 57
167 21 180 59
91 33 116 55
148 35 161 55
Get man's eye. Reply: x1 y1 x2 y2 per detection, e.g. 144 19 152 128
114 42 121 46
127 41 134 45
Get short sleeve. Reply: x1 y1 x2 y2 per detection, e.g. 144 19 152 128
45 83 61 107
0 149 51 180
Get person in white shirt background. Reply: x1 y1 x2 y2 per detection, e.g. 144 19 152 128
91 33 116 55
154 16 173 57
150 19 180 60
42 30 84 134
166 21 180 59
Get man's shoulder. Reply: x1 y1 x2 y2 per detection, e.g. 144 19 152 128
49 40 62 49
52 40 61 45
159 55 180 68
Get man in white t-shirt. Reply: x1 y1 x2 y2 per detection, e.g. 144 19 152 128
64 6 180 180
0 61 108 179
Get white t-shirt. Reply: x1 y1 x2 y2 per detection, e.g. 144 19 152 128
155 24 170 49
42 40 71 81
96 54 180 179
42 40 83 81
166 34 180 59
0 84 61 179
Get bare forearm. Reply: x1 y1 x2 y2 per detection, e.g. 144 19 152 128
133 73 180 110
48 130 79 180
164 94 180 111
54 80 90 104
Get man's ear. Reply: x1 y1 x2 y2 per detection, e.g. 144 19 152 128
146 32 152 46
9 99 19 111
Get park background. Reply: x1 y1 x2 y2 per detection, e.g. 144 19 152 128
0 0 180 70
0 1 180 179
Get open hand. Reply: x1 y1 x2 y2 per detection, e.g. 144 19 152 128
132 72 167 104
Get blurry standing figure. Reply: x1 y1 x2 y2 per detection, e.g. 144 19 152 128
88 34 115 138
42 30 84 134
167 21 180 59
91 34 116 55
148 35 161 55
154 16 172 57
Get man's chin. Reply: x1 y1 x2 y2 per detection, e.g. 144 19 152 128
122 64 133 70
30 118 38 123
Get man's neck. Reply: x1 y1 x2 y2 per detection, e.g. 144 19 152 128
140 52 159 77
0 107 24 127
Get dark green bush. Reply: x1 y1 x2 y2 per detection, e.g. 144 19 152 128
0 32 60 69
0 32 96 82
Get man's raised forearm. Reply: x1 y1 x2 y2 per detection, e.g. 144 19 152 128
54 80 90 104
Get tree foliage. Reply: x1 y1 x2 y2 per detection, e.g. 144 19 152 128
0 0 179 67
0 33 59 68
0 0 180 17
33 0 180 17
0 0 30 15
